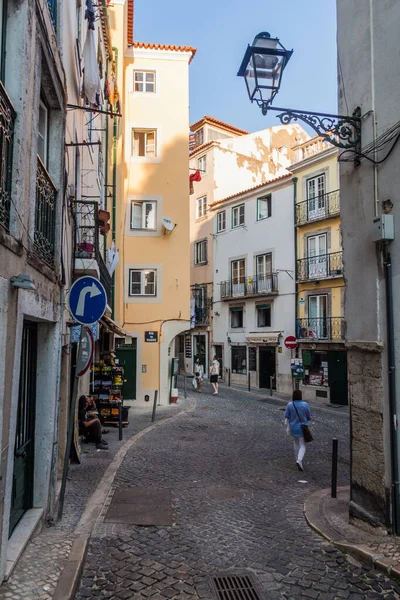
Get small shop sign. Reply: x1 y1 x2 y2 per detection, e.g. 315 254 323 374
291 358 305 379
145 331 158 343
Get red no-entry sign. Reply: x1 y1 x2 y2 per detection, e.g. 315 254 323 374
284 335 298 350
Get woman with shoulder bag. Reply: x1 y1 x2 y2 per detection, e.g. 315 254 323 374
284 389 312 471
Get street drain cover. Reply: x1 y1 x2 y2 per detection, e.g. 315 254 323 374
211 574 262 600
104 488 172 525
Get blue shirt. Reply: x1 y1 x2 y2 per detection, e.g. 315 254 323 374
284 401 312 438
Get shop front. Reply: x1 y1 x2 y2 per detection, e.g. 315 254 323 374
300 347 348 405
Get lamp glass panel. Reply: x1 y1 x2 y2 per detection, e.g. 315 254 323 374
245 54 257 99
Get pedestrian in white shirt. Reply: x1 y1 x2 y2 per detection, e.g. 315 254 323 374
210 356 220 395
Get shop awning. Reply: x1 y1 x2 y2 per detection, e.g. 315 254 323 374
246 332 281 345
101 314 128 338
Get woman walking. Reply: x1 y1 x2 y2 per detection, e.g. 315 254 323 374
284 389 312 471
210 356 220 395
194 358 204 393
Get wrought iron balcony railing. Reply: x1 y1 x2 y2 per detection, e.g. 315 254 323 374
0 82 16 231
297 317 345 341
34 157 57 266
295 190 340 225
297 251 343 282
74 200 112 305
220 273 278 300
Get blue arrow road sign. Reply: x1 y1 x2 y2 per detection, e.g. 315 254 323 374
68 276 107 325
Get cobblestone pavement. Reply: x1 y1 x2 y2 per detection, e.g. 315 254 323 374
76 386 400 600
0 402 186 600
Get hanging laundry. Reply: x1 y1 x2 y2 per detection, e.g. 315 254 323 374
190 170 202 183
104 78 110 103
85 0 95 30
107 242 119 276
97 32 103 79
82 29 101 105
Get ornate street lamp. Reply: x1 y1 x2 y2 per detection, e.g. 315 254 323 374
238 32 361 156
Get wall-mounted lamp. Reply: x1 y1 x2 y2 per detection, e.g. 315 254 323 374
11 274 35 290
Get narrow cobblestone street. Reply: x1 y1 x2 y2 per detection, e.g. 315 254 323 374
76 386 400 599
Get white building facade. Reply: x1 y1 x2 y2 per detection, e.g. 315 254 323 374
211 175 296 394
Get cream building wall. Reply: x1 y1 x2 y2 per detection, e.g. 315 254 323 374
110 3 193 403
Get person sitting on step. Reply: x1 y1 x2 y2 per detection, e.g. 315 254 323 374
78 395 108 450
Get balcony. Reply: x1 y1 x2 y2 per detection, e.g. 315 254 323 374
295 190 340 226
0 82 16 231
191 285 212 327
297 317 345 341
74 201 112 305
34 157 57 266
220 273 278 300
297 251 343 282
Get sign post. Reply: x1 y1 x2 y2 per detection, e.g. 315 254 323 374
58 278 107 521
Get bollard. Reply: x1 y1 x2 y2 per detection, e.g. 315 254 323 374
152 390 158 423
118 402 123 441
184 374 187 398
270 376 273 396
331 438 338 498
228 368 231 387
248 371 251 391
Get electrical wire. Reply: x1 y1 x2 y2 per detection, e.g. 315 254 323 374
339 120 400 164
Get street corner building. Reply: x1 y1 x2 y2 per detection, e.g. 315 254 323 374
109 0 196 406
0 0 66 583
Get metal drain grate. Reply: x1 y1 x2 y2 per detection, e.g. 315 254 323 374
211 574 262 600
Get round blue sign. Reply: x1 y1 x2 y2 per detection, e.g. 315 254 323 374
68 276 107 325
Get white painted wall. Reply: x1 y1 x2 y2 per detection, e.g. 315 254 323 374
212 179 296 393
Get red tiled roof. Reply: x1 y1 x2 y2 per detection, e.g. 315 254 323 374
132 42 197 63
190 115 249 135
127 0 134 46
209 173 293 209
189 141 215 157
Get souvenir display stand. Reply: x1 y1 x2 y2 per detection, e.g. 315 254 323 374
90 361 130 425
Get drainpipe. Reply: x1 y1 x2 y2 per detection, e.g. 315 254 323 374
104 58 109 264
292 177 298 346
383 246 400 534
111 47 118 318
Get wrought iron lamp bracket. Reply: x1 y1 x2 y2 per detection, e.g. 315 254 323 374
259 101 361 155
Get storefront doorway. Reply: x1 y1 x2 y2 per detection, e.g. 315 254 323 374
193 334 206 375
116 343 137 401
328 350 348 405
259 346 276 389
10 322 37 536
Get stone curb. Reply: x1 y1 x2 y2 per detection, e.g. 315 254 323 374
304 487 400 581
52 400 196 600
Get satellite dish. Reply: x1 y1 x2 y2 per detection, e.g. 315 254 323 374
162 216 174 231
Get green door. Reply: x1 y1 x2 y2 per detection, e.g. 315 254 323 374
10 322 37 535
116 347 137 400
327 350 348 405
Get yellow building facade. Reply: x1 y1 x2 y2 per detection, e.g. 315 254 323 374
110 1 195 404
292 137 348 405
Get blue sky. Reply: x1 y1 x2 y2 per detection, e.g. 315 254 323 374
134 0 337 133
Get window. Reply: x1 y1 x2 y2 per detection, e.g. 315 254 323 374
302 350 328 386
248 347 257 371
194 239 207 265
194 128 204 147
129 269 157 296
231 259 245 283
198 155 206 173
196 196 207 219
307 234 327 278
256 253 272 279
308 294 328 339
307 174 326 218
132 129 156 157
257 194 271 221
217 210 226 232
38 100 48 166
232 204 245 228
134 71 156 93
230 306 243 328
232 346 246 374
131 201 157 230
257 304 271 327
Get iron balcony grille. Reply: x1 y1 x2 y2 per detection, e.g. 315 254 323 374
297 317 345 341
296 251 343 282
34 157 57 266
220 273 278 300
74 200 112 305
0 82 16 231
295 189 340 225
